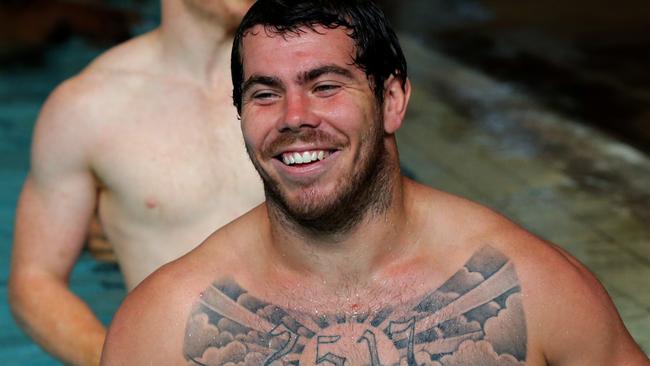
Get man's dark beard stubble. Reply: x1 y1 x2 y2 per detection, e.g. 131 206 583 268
248 113 396 239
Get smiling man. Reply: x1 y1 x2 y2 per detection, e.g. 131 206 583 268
101 1 650 365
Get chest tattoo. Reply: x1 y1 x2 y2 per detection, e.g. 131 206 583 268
183 246 527 365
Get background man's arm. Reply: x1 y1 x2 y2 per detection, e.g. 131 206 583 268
8 80 106 366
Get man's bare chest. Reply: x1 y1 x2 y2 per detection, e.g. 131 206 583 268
184 246 527 365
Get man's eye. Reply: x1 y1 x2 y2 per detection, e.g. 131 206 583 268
252 91 279 103
313 84 341 95
254 92 275 99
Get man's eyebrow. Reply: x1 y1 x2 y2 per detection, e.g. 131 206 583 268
242 75 284 96
300 65 355 84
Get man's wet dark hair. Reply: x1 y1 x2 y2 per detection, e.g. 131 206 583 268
231 0 408 114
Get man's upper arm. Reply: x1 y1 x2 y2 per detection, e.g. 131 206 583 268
532 246 650 365
11 78 99 280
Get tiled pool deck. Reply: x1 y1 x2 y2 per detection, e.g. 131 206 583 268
0 35 648 364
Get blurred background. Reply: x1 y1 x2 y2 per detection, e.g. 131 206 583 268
1 0 649 363
380 0 650 152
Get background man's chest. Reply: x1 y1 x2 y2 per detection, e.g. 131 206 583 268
90 103 260 224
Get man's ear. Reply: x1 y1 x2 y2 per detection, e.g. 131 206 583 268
382 76 411 135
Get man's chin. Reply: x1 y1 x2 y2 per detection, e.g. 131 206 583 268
266 185 339 219
279 190 337 219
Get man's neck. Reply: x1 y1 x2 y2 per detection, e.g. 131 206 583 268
158 0 233 88
265 176 416 286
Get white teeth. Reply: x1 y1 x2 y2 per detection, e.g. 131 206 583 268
281 150 331 166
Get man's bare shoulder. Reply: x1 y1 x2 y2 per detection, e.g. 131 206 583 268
102 258 202 365
406 178 520 246
34 31 164 158
409 180 648 363
410 179 620 309
85 30 161 74
47 30 161 115
506 236 649 363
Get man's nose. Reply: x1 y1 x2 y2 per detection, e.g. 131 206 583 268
279 92 319 132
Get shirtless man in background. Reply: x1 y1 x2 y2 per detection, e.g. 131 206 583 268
101 1 650 365
8 1 262 365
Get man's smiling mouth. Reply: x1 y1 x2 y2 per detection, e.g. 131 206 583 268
279 150 333 166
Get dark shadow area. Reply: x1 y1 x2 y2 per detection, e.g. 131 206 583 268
378 0 650 154
0 0 139 67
